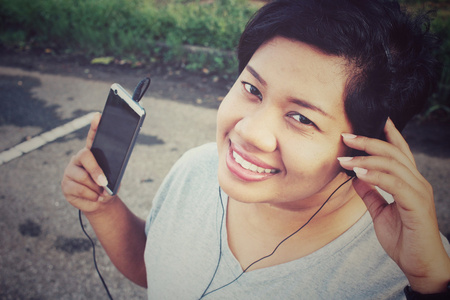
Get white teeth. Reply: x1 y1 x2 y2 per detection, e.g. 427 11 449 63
232 151 277 174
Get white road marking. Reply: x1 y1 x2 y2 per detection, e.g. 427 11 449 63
0 112 97 165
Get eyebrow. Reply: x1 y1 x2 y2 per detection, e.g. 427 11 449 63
245 65 333 119
246 65 267 86
290 99 333 119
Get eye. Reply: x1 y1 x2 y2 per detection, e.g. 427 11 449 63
242 82 262 100
287 112 315 126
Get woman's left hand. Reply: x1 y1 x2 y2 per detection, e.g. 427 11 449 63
338 118 450 294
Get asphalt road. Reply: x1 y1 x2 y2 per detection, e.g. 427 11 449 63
0 58 449 299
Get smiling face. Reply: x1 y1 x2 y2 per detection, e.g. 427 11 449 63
217 37 354 209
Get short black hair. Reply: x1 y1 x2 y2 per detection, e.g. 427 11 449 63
237 0 440 139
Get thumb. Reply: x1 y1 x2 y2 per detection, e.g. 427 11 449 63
86 112 102 149
98 189 115 203
352 178 388 220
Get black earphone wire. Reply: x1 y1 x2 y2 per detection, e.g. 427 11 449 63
200 175 355 299
200 187 226 298
79 210 114 300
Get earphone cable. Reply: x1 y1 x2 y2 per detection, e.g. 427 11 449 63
79 209 114 300
200 176 354 299
199 187 226 299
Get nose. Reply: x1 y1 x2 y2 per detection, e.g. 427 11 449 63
234 106 278 153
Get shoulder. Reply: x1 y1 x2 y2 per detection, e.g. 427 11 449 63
156 141 218 198
166 142 218 183
145 143 219 233
176 142 218 169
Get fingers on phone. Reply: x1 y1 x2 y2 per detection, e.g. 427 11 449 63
63 162 104 200
63 179 102 202
71 148 108 188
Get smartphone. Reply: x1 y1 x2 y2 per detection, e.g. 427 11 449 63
91 83 146 195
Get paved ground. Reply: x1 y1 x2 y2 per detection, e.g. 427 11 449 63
0 53 449 299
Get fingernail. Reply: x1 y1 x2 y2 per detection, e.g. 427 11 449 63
337 157 353 162
342 133 357 139
98 196 105 202
386 117 396 128
97 174 108 187
353 167 368 175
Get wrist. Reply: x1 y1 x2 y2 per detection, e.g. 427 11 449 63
404 281 450 300
406 252 450 294
408 276 450 294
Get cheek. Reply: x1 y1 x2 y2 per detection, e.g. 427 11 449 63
281 138 344 178
216 88 242 139
216 99 232 141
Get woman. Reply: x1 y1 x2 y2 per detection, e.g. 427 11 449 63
61 0 450 298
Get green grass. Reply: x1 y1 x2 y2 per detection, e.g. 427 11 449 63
0 0 257 76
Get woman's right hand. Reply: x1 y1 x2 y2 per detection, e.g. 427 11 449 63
61 112 115 213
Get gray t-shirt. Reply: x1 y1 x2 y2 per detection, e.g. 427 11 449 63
144 143 449 299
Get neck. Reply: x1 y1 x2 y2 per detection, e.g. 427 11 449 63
231 176 362 236
226 177 367 270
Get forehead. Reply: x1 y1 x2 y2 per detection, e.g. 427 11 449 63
247 36 351 117
251 36 350 86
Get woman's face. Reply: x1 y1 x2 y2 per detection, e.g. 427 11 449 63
216 36 354 209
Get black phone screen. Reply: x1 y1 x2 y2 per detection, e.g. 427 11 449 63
91 89 143 194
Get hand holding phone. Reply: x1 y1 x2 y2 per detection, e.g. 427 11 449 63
91 83 147 195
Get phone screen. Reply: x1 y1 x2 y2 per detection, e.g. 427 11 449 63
91 86 145 194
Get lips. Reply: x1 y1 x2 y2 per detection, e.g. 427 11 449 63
226 143 279 182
